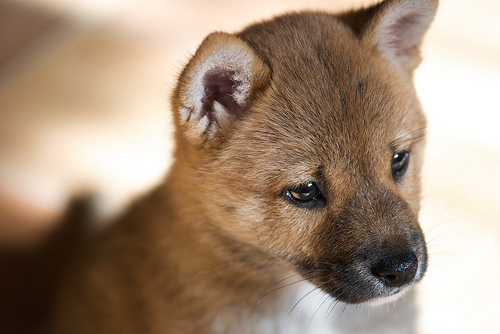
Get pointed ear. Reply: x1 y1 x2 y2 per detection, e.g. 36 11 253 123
174 32 271 146
362 0 438 74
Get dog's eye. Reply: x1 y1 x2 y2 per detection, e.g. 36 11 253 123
286 182 321 203
391 151 410 180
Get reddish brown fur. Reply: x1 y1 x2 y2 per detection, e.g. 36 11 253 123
51 1 438 333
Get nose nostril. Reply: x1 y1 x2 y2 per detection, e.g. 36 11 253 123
372 252 418 288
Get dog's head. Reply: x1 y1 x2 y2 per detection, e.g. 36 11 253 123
172 0 438 304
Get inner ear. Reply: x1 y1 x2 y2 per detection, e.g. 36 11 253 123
174 32 270 146
381 10 431 59
201 72 241 121
361 0 439 74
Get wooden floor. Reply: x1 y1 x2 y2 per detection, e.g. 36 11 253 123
0 0 499 333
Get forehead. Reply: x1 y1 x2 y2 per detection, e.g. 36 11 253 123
245 56 422 162
232 13 425 174
242 15 421 138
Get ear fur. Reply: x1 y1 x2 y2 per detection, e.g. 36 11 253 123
175 32 271 146
362 0 438 74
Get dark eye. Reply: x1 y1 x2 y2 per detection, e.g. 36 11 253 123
391 151 410 180
286 182 321 203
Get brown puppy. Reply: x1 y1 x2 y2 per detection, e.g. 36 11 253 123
52 0 438 333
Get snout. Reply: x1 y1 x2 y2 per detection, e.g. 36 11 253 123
297 240 427 304
299 187 428 304
348 238 427 303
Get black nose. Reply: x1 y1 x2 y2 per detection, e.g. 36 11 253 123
372 251 418 288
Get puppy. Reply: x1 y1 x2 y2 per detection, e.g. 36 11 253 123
52 0 438 333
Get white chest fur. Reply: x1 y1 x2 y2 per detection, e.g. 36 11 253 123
212 281 416 334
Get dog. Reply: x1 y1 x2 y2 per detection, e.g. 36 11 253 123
51 0 438 333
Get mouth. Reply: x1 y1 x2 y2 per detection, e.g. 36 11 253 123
363 288 407 306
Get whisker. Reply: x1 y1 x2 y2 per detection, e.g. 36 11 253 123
314 292 332 314
391 127 428 148
325 286 351 322
264 278 310 298
287 279 327 316
260 272 316 301
421 199 459 237
269 273 303 290
325 297 342 323
307 286 334 329
286 270 339 316
340 303 349 318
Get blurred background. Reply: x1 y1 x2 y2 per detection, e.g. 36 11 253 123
0 0 498 333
